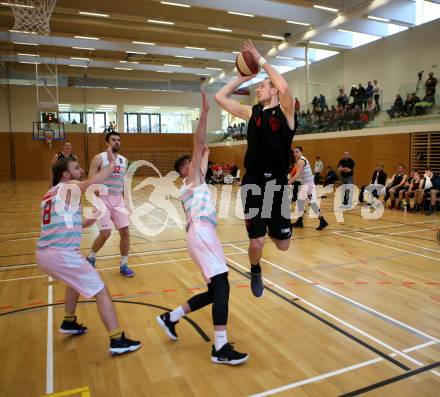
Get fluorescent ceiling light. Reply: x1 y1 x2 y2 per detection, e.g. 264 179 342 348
160 1 190 7
197 73 211 76
72 47 95 50
367 15 390 22
126 51 146 55
1 2 34 8
13 42 38 46
9 30 37 34
219 59 235 63
275 55 293 60
157 70 173 73
286 20 310 26
262 34 284 40
185 46 206 50
208 27 232 32
132 41 155 46
69 64 88 68
17 53 38 56
147 19 175 25
175 55 194 59
313 5 339 13
164 64 181 67
114 87 131 90
74 35 100 40
143 106 160 108
120 60 139 64
114 67 133 70
19 61 40 64
78 11 109 17
232 51 240 54
310 41 329 46
206 67 222 70
71 57 89 61
59 104 70 106
227 11 254 17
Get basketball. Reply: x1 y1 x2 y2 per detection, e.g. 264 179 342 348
235 50 260 76
289 166 298 178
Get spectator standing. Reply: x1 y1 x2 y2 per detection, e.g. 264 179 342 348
365 81 374 103
313 156 324 185
318 94 327 111
357 83 366 109
425 72 437 100
373 79 381 110
295 97 301 113
349 85 358 105
337 151 355 206
337 89 349 107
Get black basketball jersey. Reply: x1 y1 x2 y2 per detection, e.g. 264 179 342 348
244 104 296 177
57 152 77 161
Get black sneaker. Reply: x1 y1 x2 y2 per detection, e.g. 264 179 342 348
292 218 303 228
59 317 87 335
109 332 141 356
250 271 264 297
156 312 178 340
211 343 249 365
316 217 328 231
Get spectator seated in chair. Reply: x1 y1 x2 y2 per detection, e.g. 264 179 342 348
359 163 387 204
405 171 425 212
425 172 440 215
387 95 404 118
385 164 408 209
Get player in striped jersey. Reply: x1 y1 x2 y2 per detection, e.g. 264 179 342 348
86 132 134 277
289 146 328 231
35 150 141 355
156 92 248 365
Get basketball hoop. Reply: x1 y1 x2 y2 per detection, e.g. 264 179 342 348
8 0 58 36
44 130 54 149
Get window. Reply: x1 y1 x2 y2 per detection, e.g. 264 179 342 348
150 114 161 132
161 112 183 133
125 113 139 133
140 114 151 132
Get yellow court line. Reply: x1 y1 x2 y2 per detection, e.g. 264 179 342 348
42 386 90 397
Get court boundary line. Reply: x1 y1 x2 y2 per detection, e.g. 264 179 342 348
229 243 440 345
249 341 437 397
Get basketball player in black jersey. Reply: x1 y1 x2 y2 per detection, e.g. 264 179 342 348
49 141 77 187
215 40 296 298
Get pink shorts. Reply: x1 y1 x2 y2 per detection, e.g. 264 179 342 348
36 248 105 299
96 195 129 231
187 222 228 282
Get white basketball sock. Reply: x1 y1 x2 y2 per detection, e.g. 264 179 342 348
88 251 96 259
170 306 185 322
120 255 128 266
214 330 228 351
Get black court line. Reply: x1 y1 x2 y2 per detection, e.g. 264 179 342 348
227 263 411 371
0 300 211 342
339 361 440 397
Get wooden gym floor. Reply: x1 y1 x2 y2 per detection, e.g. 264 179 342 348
0 180 439 397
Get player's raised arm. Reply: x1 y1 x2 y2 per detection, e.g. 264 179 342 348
214 75 253 121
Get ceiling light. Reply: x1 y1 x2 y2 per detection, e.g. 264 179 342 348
175 55 194 59
367 15 390 23
164 64 181 67
275 55 293 60
197 73 211 76
132 41 155 46
17 53 38 56
286 20 310 26
262 34 284 40
72 47 95 50
78 11 109 17
227 11 254 17
157 70 173 73
114 87 131 90
120 60 139 64
310 41 329 46
206 67 222 70
1 2 34 8
114 67 133 70
143 106 160 108
219 59 235 63
160 1 190 7
185 46 206 50
74 35 100 40
13 42 38 46
147 19 175 25
313 5 339 13
69 64 88 68
126 51 146 55
59 104 70 106
208 27 232 33
19 61 40 64
9 29 37 34
232 51 240 54
71 57 89 61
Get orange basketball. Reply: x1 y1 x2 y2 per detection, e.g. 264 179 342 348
235 50 260 76
289 166 298 178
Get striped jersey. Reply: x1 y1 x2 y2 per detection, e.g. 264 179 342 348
299 155 314 185
180 179 217 230
100 152 127 195
37 183 82 250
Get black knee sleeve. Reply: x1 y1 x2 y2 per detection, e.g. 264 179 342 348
187 284 213 312
211 272 230 326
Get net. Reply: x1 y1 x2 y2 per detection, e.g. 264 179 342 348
44 129 54 148
8 1 58 36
